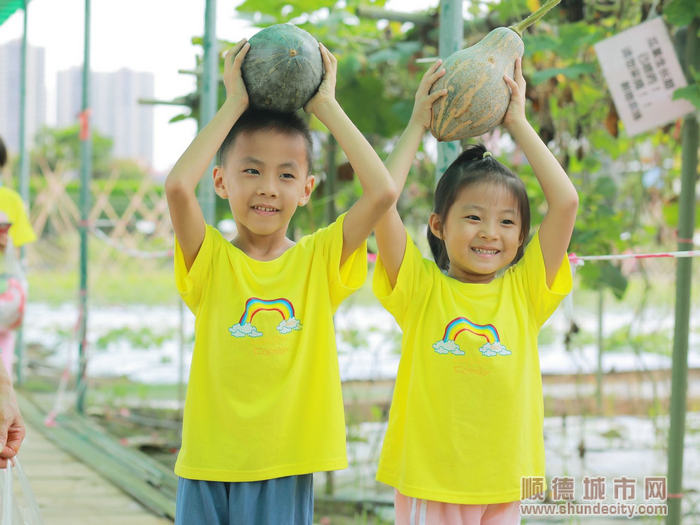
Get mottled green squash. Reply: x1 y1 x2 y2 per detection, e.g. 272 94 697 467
242 24 323 112
430 0 560 141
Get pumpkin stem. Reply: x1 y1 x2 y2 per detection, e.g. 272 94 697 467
510 0 561 36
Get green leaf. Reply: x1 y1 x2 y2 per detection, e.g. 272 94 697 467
168 113 189 123
595 176 618 202
367 47 402 64
662 200 700 228
672 84 700 109
556 22 605 59
599 262 628 300
664 0 700 27
530 63 597 85
522 34 559 55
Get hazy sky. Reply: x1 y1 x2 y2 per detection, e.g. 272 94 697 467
0 0 436 172
0 0 255 172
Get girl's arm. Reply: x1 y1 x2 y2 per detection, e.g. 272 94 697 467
306 44 397 267
374 61 447 287
503 58 578 287
165 40 250 270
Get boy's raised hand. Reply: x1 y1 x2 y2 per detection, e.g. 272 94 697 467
411 59 447 131
502 57 527 131
304 43 337 115
223 39 251 105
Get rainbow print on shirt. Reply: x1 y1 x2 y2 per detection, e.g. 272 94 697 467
432 317 511 357
228 297 302 338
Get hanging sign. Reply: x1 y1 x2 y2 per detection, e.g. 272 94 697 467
594 17 694 136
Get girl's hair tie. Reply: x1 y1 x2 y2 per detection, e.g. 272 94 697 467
482 151 493 158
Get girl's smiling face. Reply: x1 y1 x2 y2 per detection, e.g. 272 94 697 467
429 182 524 284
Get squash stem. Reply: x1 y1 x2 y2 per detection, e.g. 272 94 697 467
510 0 561 36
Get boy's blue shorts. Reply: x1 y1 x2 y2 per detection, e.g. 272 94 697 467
175 474 314 525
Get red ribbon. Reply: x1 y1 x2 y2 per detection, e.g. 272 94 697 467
78 109 91 140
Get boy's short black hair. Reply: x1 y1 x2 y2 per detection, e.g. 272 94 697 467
218 108 313 173
0 136 7 168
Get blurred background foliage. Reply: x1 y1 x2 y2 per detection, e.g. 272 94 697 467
18 0 700 301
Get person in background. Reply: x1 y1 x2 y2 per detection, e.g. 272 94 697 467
0 136 27 467
0 136 36 376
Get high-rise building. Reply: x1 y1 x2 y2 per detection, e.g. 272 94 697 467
0 39 47 153
57 67 154 166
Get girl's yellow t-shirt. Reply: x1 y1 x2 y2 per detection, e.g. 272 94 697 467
174 214 366 482
373 230 572 504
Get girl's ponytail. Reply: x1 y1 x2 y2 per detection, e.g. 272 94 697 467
427 227 449 272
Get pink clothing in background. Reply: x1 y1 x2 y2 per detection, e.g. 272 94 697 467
0 329 15 376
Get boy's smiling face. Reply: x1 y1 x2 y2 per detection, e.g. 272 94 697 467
214 128 315 242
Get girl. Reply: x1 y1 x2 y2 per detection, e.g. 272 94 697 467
373 58 578 524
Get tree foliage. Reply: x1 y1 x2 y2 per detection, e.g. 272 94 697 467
169 0 698 298
29 125 114 178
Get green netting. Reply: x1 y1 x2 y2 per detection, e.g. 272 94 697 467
0 0 24 28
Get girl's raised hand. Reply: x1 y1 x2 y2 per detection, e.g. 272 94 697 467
223 39 250 106
502 57 527 130
410 60 447 131
305 43 337 115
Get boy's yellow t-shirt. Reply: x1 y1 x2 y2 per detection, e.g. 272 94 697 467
174 214 366 482
0 187 36 247
373 230 572 504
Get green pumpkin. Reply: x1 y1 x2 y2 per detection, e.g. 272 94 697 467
430 27 524 141
430 0 560 141
242 24 323 113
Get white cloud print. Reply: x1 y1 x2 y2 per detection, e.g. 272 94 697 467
478 342 511 357
276 317 302 335
228 322 263 338
432 339 465 356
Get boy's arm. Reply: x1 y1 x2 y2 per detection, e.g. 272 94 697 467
306 44 397 267
165 41 250 270
374 61 447 288
503 58 578 287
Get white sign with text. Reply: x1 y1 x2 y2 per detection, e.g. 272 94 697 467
594 17 694 136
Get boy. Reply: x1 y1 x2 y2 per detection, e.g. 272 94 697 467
165 40 395 525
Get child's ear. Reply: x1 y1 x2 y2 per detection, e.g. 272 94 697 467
298 174 316 206
213 166 228 199
428 212 443 239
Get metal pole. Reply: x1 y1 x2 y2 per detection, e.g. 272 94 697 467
18 1 30 227
197 0 217 224
14 0 29 386
325 135 337 222
596 289 603 413
324 134 337 496
436 0 463 182
76 0 92 414
666 17 699 525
